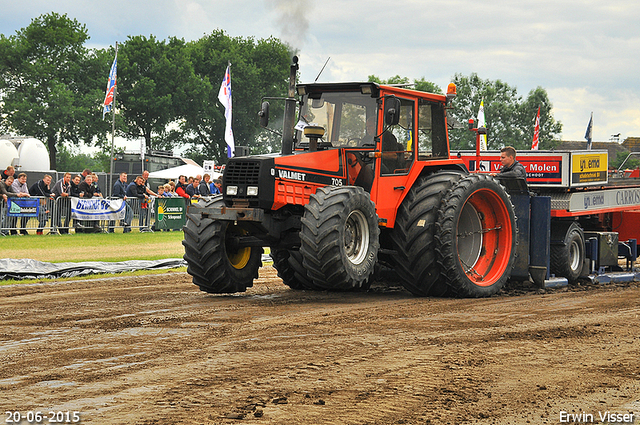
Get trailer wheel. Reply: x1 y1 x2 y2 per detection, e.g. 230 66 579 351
300 186 379 290
436 174 517 298
183 196 263 293
391 171 464 296
270 248 323 290
550 222 585 284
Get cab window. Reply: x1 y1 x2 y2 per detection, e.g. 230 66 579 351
418 99 448 159
381 98 414 175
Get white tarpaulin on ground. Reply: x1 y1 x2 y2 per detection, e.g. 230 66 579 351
0 258 187 280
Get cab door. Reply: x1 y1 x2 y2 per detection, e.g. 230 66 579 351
372 96 415 225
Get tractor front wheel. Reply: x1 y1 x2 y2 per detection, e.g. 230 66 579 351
183 196 263 293
300 186 379 290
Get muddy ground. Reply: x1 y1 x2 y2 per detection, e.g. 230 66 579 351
1 267 639 425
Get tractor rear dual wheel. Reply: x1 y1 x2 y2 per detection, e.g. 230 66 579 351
183 196 263 293
391 171 465 296
393 172 517 298
436 174 517 298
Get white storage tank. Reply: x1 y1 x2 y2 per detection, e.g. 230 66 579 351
0 139 20 170
15 137 51 171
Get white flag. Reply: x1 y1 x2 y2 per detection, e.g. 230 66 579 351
218 66 235 158
477 99 487 150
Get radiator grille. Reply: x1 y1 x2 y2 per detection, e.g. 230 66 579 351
225 160 261 185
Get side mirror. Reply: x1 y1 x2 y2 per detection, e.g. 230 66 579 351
258 101 270 127
384 96 401 126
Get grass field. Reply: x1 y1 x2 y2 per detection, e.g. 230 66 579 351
0 231 273 285
0 231 188 285
0 231 187 263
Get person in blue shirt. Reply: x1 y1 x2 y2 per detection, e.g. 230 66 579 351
210 178 222 195
109 172 132 233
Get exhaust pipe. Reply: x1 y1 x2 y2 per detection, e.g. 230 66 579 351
282 56 298 156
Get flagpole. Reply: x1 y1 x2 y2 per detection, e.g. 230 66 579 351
109 42 118 198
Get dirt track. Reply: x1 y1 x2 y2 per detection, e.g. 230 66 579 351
1 267 639 425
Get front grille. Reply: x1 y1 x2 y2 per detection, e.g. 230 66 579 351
225 160 261 185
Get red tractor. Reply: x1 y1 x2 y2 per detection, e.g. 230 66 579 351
183 57 518 297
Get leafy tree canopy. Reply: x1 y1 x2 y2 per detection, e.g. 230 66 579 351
369 73 562 151
447 73 562 151
0 13 110 169
368 75 443 94
180 31 293 165
1 15 563 170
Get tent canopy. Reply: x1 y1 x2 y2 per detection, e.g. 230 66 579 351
147 164 222 181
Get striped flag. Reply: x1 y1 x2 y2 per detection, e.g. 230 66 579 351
218 65 235 158
103 52 117 119
531 106 540 150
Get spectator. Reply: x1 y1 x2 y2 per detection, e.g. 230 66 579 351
186 175 202 199
109 172 132 233
162 184 173 197
126 175 150 231
1 175 28 235
175 175 190 199
168 181 176 195
141 170 158 197
11 173 31 235
91 174 103 197
211 179 222 195
29 174 53 235
0 178 9 235
157 185 165 197
78 174 102 198
69 175 80 196
0 180 7 204
200 174 212 196
2 165 15 180
51 172 72 234
77 174 102 232
81 169 92 179
69 174 82 232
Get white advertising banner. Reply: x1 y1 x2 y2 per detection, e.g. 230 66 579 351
71 198 126 221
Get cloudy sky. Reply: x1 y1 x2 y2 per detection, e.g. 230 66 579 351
1 0 639 146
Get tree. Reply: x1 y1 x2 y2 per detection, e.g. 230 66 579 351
56 144 112 173
446 73 562 151
368 75 443 94
116 35 199 152
180 31 294 165
0 13 109 170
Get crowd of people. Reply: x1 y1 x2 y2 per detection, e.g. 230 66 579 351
0 165 223 236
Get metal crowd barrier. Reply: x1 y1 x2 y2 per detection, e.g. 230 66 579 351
1 196 189 235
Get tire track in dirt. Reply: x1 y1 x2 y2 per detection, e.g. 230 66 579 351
0 268 639 424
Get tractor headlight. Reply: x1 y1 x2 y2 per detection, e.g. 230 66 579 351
226 185 238 196
247 186 259 196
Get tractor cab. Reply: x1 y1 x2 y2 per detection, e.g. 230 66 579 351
288 81 454 224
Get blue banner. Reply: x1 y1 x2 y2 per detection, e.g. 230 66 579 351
7 198 39 217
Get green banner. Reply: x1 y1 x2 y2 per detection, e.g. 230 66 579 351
154 197 187 230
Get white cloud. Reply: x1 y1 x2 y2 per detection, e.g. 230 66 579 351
1 0 639 144
549 87 640 142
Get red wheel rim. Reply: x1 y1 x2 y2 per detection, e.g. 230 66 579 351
456 188 513 286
